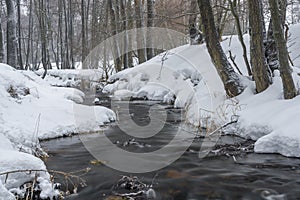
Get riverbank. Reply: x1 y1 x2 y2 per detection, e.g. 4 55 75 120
0 65 116 199
103 23 300 158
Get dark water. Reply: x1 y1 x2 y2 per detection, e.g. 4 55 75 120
42 95 300 200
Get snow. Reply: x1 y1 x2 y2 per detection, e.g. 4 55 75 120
104 23 300 158
36 69 106 89
0 64 116 198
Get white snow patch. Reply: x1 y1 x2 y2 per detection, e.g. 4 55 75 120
0 64 116 198
104 23 300 157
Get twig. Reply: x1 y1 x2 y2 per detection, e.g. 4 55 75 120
228 50 243 75
0 168 91 184
209 118 239 137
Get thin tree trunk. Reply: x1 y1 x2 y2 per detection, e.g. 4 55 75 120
5 0 17 68
35 0 48 78
63 0 70 69
127 0 133 68
58 0 64 69
120 0 128 69
108 0 122 72
68 0 74 69
248 0 271 93
146 0 155 60
81 0 88 63
0 2 4 63
229 0 252 76
17 0 23 69
25 0 33 70
269 0 297 99
134 0 146 64
189 0 200 45
198 0 244 97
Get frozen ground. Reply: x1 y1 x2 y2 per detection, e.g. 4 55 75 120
104 23 300 158
0 65 116 198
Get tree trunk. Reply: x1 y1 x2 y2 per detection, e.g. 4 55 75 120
68 0 74 69
25 0 33 70
198 0 244 97
58 0 64 69
266 0 288 72
63 0 70 69
108 0 122 72
229 0 252 76
189 0 200 45
120 0 128 69
17 0 23 69
0 2 4 63
127 0 134 68
146 0 155 60
35 0 48 78
269 0 297 99
248 0 271 93
81 0 88 63
134 0 146 64
5 0 17 68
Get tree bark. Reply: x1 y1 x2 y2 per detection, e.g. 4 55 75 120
134 0 146 64
269 0 297 99
81 0 88 63
25 0 33 70
108 0 122 72
198 0 244 97
127 0 134 68
17 0 23 69
5 0 17 68
0 2 4 63
120 0 128 69
146 0 155 60
189 0 200 45
248 0 271 93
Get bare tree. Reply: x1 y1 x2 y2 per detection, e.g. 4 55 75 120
229 0 252 76
0 2 4 63
134 0 146 64
5 0 17 68
146 0 155 60
248 0 271 93
16 0 23 69
25 0 33 70
81 0 88 63
189 0 200 45
269 0 297 99
108 0 122 72
198 0 244 97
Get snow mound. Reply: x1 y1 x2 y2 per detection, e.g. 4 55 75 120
104 23 300 158
0 64 116 198
37 69 105 89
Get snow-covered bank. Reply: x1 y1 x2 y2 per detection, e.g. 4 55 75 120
104 23 300 158
36 69 107 89
0 65 116 198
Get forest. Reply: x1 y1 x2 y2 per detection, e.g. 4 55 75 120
1 0 300 199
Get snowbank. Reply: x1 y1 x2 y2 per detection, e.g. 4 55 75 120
0 64 116 198
104 23 300 158
36 69 106 89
